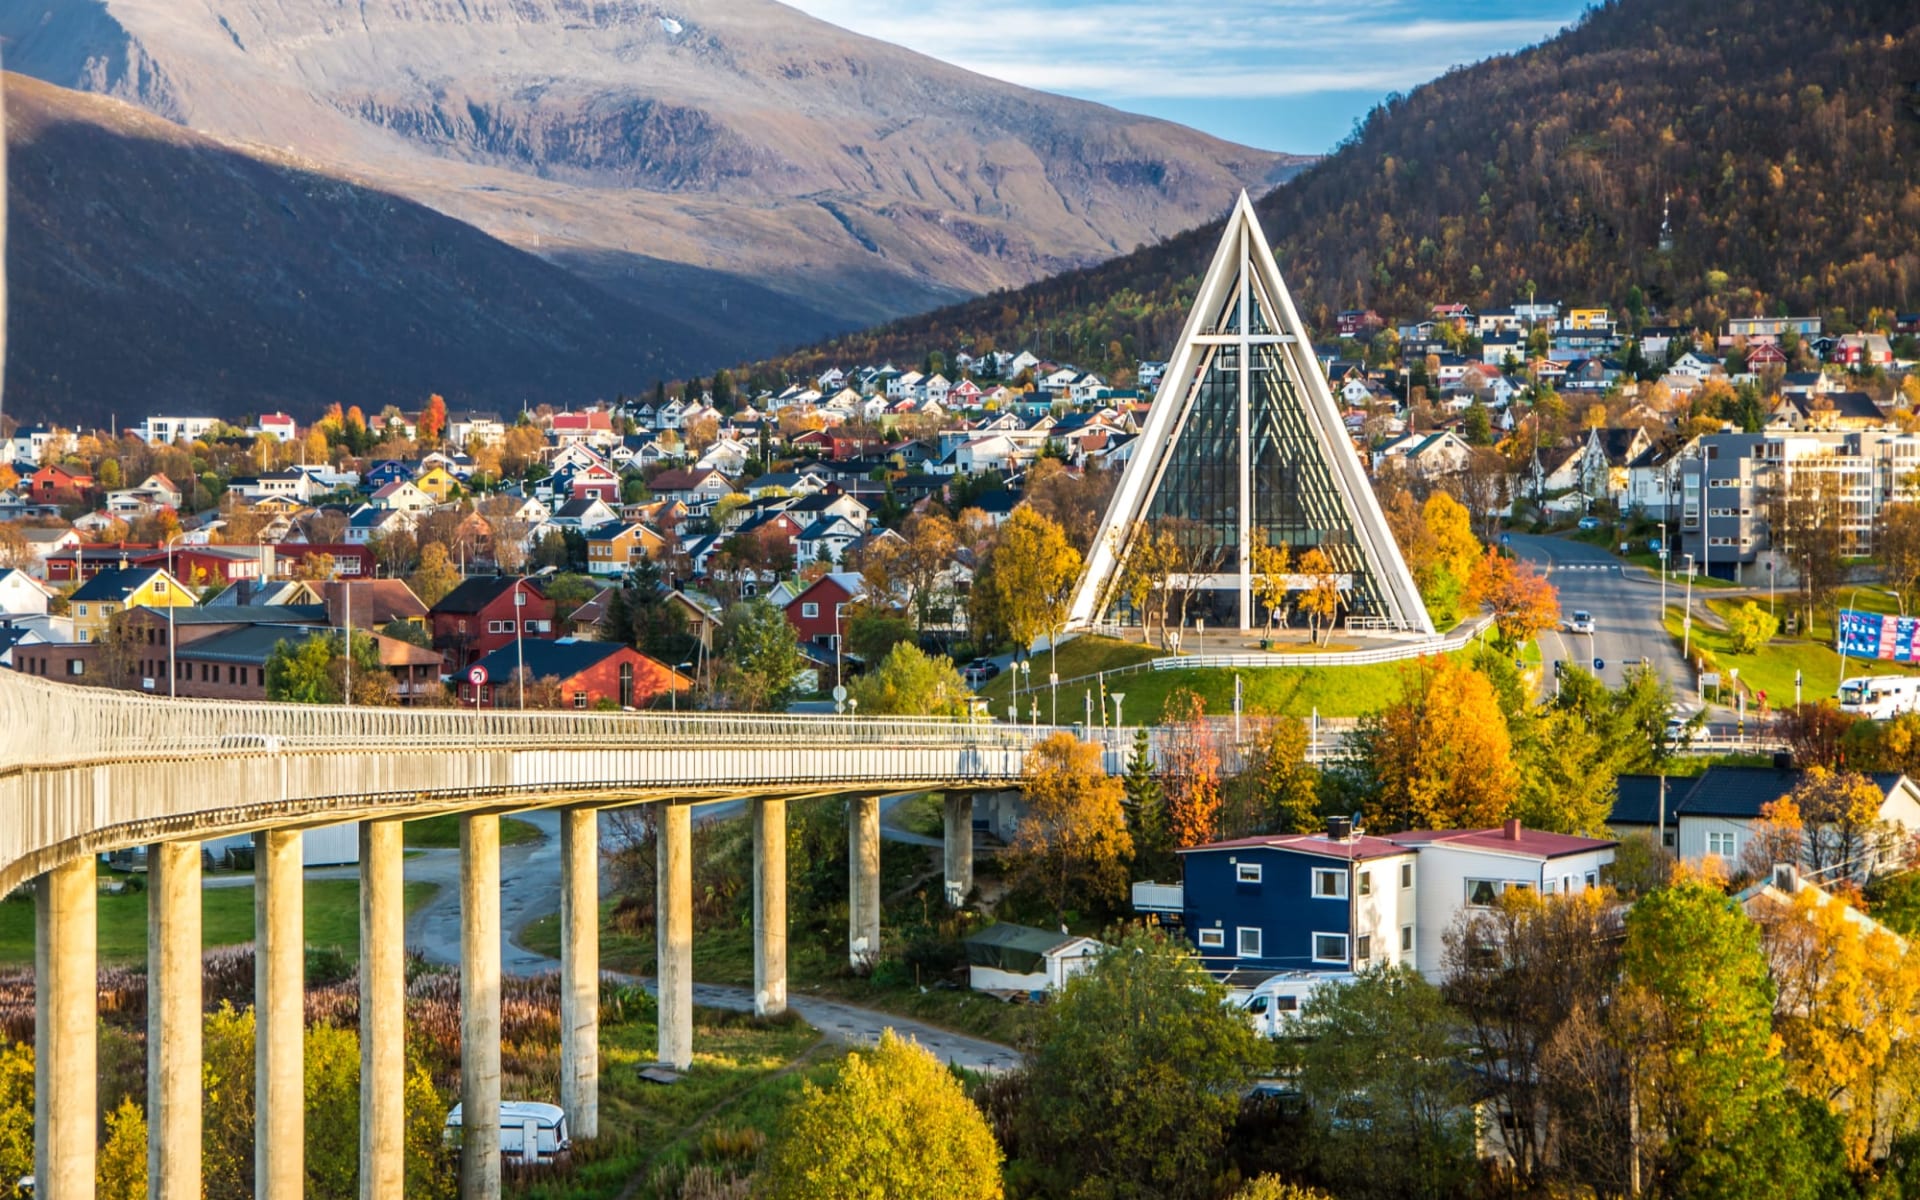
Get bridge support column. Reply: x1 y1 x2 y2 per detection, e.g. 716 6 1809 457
34 857 96 1200
461 814 503 1199
148 842 202 1200
560 806 599 1139
255 829 305 1200
849 795 881 973
752 797 787 1018
359 820 406 1200
943 793 974 907
657 802 693 1070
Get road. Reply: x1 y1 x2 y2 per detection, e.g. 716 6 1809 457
1504 534 1696 701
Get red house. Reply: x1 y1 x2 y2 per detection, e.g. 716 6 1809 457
429 576 557 670
783 572 867 648
460 640 690 709
570 463 621 503
1745 341 1788 368
272 543 375 579
30 464 94 503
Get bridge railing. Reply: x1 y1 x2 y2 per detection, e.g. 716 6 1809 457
0 669 1050 768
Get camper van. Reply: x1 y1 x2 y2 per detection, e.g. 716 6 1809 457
444 1101 571 1165
1234 971 1354 1039
1837 675 1920 720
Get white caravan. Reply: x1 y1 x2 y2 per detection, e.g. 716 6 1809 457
1837 675 1920 720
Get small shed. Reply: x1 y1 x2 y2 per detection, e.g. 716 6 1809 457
963 924 1104 994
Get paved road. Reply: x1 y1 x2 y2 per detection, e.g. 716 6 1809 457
1506 533 1696 701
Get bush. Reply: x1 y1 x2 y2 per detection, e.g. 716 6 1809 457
1727 601 1780 653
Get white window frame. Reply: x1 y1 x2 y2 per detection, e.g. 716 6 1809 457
1197 928 1225 950
1358 870 1372 896
1465 878 1502 908
1235 862 1262 884
1311 868 1348 900
1400 861 1414 890
801 602 819 618
1708 831 1737 859
1356 934 1372 962
1236 927 1263 959
1311 932 1349 965
1400 924 1414 953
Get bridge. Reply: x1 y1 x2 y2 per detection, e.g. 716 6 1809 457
0 668 1084 1200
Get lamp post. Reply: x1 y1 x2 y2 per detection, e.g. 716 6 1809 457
1682 553 1695 660
515 579 527 710
672 661 694 713
165 532 186 697
1658 547 1668 627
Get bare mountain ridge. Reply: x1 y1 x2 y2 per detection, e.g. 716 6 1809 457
1 74 726 426
4 0 1309 344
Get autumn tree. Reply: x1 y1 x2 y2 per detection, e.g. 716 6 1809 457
1348 656 1517 831
714 599 804 712
762 1030 1003 1200
1296 547 1343 645
847 643 969 718
1740 796 1808 879
417 393 447 446
1232 717 1319 836
1250 541 1291 632
1790 766 1893 879
989 507 1082 676
265 630 390 706
1879 501 1920 615
1009 732 1134 917
0 1040 30 1198
1159 687 1223 848
1020 927 1266 1200
1726 599 1780 653
0 525 29 571
406 543 462 607
1466 548 1559 647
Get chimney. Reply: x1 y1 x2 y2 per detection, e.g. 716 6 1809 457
1503 818 1522 841
1325 815 1353 842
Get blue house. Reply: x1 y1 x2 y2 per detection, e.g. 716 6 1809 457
363 460 414 491
1180 820 1419 978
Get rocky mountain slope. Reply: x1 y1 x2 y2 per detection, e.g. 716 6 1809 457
3 74 719 426
3 0 1308 350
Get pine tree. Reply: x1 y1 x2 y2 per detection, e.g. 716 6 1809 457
1125 727 1171 878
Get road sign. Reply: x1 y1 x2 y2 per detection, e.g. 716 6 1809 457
1593 658 1605 672
466 665 489 687
831 685 848 703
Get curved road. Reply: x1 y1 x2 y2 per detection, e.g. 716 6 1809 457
1505 533 1696 700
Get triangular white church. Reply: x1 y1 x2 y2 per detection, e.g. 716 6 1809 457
1066 193 1433 635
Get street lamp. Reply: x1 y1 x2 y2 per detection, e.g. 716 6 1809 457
672 661 694 713
164 531 186 698
1658 546 1669 632
514 579 527 710
1682 553 1695 660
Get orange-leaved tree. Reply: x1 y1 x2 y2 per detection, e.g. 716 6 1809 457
1467 549 1560 647
1160 687 1223 848
1010 732 1134 918
1359 656 1517 831
418 393 448 446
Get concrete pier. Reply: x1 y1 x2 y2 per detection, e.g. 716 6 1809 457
359 820 406 1200
559 806 599 1139
255 829 305 1200
849 795 881 972
460 814 503 1199
943 792 974 906
752 797 788 1017
657 801 693 1069
35 857 96 1200
148 841 202 1200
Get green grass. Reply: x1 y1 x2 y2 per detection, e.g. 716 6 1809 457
1093 651 1470 723
0 877 438 966
975 634 1158 709
511 998 832 1200
405 813 545 849
889 794 945 840
1663 598 1920 706
1620 553 1744 588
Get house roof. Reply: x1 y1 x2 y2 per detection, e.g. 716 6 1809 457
1389 822 1615 858
1180 833 1411 861
71 567 170 603
1609 774 1672 827
471 638 688 687
318 580 429 628
1667 765 1908 820
431 576 534 615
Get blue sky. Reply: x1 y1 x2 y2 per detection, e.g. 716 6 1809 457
784 0 1593 153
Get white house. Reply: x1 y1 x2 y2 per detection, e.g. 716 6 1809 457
0 569 56 616
136 416 219 445
962 924 1104 994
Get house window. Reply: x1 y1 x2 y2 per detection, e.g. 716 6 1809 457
67 659 84 677
802 602 820 618
1356 935 1372 962
1465 879 1501 907
1586 872 1598 889
1400 862 1414 890
1544 879 1557 895
619 662 635 709
1358 870 1371 896
1236 927 1263 958
502 620 516 634
1311 869 1348 899
572 691 589 709
1197 928 1225 950
1235 862 1262 884
1708 831 1737 859
1312 933 1348 964
1400 924 1414 953
76 604 88 618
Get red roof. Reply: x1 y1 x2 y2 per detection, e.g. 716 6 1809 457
1181 833 1410 861
1390 823 1614 858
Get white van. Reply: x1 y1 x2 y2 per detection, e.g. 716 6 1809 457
1234 971 1353 1039
1837 675 1920 720
444 1101 571 1164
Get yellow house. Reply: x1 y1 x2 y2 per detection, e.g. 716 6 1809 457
414 465 458 502
69 566 195 643
1565 307 1613 332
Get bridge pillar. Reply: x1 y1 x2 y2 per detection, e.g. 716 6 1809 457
255 829 305 1200
752 797 787 1017
657 801 693 1070
848 795 881 972
359 819 406 1200
148 841 202 1200
34 857 96 1200
559 806 599 1139
461 814 503 1199
943 792 974 907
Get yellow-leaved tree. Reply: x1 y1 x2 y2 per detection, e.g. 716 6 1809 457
761 1029 1003 1200
97 1097 148 1200
1010 732 1134 918
1361 656 1518 831
989 507 1082 672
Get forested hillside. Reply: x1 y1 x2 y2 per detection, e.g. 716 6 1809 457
749 0 1920 382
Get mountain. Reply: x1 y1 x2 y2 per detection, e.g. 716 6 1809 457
3 0 1309 357
2 73 724 426
749 0 1920 382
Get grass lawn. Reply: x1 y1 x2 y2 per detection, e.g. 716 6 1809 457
888 793 945 839
975 634 1158 710
1662 600 1920 706
511 998 832 1200
1099 652 1469 723
405 813 545 849
0 877 438 967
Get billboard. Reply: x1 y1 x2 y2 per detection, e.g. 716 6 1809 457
1837 609 1920 662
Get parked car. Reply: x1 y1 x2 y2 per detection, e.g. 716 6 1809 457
1565 611 1596 634
1577 516 1602 530
1666 708 1702 748
963 658 1000 685
444 1101 571 1165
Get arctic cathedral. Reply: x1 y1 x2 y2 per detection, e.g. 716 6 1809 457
1066 194 1435 636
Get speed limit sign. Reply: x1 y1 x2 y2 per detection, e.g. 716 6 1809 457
467 665 490 687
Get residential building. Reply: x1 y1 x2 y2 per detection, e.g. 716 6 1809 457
459 639 689 709
1726 316 1822 343
136 416 219 445
783 573 867 649
68 567 194 642
586 523 666 577
0 569 56 617
429 576 557 670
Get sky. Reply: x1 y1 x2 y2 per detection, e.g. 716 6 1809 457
783 0 1593 153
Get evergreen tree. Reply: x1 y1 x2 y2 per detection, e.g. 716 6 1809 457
1125 727 1171 878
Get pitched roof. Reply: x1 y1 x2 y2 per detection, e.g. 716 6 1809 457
471 638 686 686
71 567 170 603
1388 823 1615 858
1180 833 1410 861
431 576 530 615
